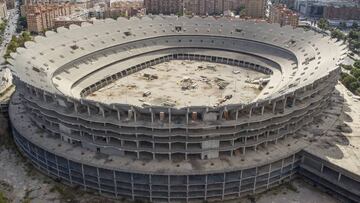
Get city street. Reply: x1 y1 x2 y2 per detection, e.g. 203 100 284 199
0 0 19 66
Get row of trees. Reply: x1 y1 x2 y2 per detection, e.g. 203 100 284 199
4 31 32 59
318 18 360 53
340 61 360 95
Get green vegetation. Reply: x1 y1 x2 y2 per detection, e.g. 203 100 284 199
0 191 9 203
340 60 360 95
4 31 32 59
317 18 360 53
17 16 27 33
318 18 330 30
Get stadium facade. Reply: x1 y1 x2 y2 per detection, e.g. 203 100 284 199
7 16 360 202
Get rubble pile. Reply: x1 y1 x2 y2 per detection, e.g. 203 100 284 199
179 77 198 90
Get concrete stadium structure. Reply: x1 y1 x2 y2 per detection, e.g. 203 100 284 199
7 16 360 202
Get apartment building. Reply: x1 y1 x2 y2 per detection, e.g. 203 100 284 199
0 0 7 19
26 3 74 33
269 4 299 27
145 0 266 18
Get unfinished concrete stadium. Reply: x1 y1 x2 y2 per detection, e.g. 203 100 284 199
7 16 360 202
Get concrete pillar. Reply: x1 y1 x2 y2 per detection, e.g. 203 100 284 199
74 103 78 114
148 109 153 124
337 173 341 181
283 97 287 110
68 159 73 184
100 107 105 118
235 109 239 121
168 108 171 125
130 173 135 200
149 175 153 202
222 173 226 200
117 110 121 121
113 170 118 197
96 168 101 194
261 106 265 115
238 170 243 196
249 108 252 118
272 101 276 113
205 175 208 200
186 108 189 124
128 110 133 120
87 105 91 116
253 167 258 192
293 97 296 106
43 93 47 102
81 164 86 190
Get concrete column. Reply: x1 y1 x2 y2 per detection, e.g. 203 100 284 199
186 175 189 202
261 106 265 115
117 110 121 121
68 159 73 184
150 109 154 124
81 164 86 190
320 164 324 173
130 173 135 200
167 175 171 202
337 173 341 181
293 97 296 106
222 173 226 200
168 108 171 125
113 170 118 197
267 163 272 189
149 175 153 202
204 175 208 200
235 109 239 121
253 167 258 192
249 108 252 118
87 105 91 116
238 170 243 196
186 108 189 124
283 97 287 110
43 93 47 102
272 101 276 113
96 168 101 194
100 107 105 118
74 103 78 114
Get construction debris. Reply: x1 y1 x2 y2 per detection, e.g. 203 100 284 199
143 91 151 97
216 94 233 106
143 73 158 80
197 65 217 71
180 77 198 90
214 77 230 89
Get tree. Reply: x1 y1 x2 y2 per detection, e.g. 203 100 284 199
341 73 357 87
318 18 329 30
350 67 360 78
354 61 360 69
352 22 359 30
331 29 345 41
4 32 32 59
339 21 347 29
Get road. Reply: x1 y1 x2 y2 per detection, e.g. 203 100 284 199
0 0 20 66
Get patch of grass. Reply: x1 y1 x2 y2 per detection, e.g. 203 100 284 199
50 184 77 202
0 191 9 203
